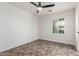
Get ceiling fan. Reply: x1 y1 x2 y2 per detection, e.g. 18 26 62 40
30 2 55 13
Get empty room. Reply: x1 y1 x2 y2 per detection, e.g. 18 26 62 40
0 2 79 56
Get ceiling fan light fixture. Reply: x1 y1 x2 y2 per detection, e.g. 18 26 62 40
30 2 55 13
37 7 42 11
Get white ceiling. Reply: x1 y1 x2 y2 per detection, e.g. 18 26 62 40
8 2 78 16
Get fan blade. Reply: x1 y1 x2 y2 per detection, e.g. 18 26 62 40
42 4 55 8
30 2 38 7
36 10 39 13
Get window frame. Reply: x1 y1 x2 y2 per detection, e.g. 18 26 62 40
53 18 64 34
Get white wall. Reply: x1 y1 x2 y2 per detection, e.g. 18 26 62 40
39 9 75 45
0 3 38 52
75 4 79 51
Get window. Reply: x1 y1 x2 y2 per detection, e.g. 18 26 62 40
53 18 64 34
